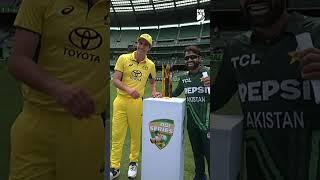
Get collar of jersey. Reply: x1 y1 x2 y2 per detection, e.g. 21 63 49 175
245 12 307 45
85 0 105 4
76 0 104 9
80 0 105 7
97 0 105 4
130 51 147 63
188 65 206 75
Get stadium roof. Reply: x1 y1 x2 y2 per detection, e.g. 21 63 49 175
110 20 210 29
111 0 210 13
110 0 211 27
0 0 211 27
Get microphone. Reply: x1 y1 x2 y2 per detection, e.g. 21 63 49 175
296 32 320 104
202 71 210 95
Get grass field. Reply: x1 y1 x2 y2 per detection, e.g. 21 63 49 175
0 62 22 180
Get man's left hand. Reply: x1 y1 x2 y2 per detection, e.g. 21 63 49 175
295 48 320 79
201 77 210 87
152 91 162 98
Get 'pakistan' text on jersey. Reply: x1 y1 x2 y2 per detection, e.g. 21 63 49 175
173 66 210 132
212 13 320 180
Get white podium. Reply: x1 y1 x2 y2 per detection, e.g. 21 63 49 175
211 114 243 180
141 98 186 180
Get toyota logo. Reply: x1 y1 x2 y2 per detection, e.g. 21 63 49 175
131 70 142 78
69 27 102 50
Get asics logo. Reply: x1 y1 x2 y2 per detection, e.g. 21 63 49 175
61 5 74 15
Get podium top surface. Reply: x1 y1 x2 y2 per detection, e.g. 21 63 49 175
211 114 243 130
144 97 186 103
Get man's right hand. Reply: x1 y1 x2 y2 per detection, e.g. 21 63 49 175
127 88 140 99
52 84 96 119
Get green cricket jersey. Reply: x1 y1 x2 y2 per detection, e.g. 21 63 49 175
212 13 320 180
173 66 210 132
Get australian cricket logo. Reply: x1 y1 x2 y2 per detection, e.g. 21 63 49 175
149 119 175 150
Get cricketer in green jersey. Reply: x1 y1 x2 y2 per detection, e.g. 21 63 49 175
172 45 210 180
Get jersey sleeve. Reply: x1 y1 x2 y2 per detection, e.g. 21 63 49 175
172 77 184 97
310 17 320 49
14 0 50 34
114 55 125 72
211 40 238 112
149 63 156 79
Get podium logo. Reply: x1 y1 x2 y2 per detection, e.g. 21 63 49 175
149 119 175 150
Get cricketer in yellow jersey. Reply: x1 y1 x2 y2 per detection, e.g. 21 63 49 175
110 33 161 179
8 0 109 180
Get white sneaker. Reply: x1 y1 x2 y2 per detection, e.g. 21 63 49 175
127 162 138 178
110 168 120 179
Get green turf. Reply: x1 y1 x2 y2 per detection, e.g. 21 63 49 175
0 62 22 180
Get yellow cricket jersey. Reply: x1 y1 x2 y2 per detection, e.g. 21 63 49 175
114 51 156 98
14 0 110 113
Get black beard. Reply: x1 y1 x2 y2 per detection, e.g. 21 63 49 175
185 61 200 70
243 0 285 28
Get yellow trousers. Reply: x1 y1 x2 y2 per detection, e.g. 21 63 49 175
110 95 143 169
9 102 105 180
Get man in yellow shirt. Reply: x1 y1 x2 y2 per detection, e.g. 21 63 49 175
8 0 109 180
110 34 161 179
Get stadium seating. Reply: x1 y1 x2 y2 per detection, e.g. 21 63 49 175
0 0 19 7
111 30 121 46
110 23 209 48
117 29 139 48
140 29 159 42
178 25 200 40
0 25 14 60
158 27 178 42
0 0 20 13
110 23 211 69
201 23 210 38
200 23 210 44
